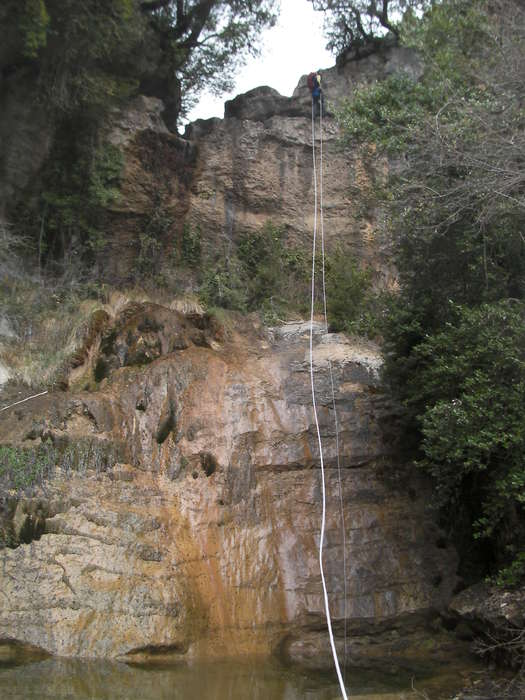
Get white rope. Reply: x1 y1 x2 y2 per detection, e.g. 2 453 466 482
319 99 349 684
310 98 348 700
0 390 48 413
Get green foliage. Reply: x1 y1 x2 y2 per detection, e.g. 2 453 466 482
5 0 144 115
309 1 431 55
135 230 164 279
134 218 203 285
86 144 124 211
493 552 525 589
0 445 50 490
198 222 310 322
168 1 278 117
238 222 310 320
199 256 248 312
237 222 296 312
3 0 278 278
326 252 374 333
339 0 525 579
3 0 277 121
337 1 499 153
181 223 202 268
134 197 174 279
338 74 439 152
338 1 502 153
401 0 493 86
411 303 525 544
40 133 124 266
0 439 122 492
19 0 50 58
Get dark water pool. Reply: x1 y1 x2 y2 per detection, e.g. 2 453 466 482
0 656 482 699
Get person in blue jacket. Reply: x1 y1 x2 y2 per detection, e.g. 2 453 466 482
307 71 323 117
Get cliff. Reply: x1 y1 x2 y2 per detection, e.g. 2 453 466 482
0 302 460 668
92 45 422 284
0 47 473 671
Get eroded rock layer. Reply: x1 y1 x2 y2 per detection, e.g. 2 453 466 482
0 305 458 666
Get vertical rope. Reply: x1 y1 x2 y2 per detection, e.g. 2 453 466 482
319 95 349 684
310 98 348 700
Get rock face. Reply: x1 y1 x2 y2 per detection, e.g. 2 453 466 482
0 303 460 666
0 46 467 669
182 47 419 280
102 99 198 282
0 45 421 281
101 45 422 284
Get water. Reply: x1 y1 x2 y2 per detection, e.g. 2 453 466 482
0 654 483 700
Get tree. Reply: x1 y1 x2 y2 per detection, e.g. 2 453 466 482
1 0 144 113
406 302 525 569
138 0 278 124
308 0 431 55
1 1 277 274
338 0 525 580
1 0 278 125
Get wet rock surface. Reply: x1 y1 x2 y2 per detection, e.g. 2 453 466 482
0 305 462 665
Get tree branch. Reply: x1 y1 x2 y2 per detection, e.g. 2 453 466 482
178 0 216 48
377 0 400 38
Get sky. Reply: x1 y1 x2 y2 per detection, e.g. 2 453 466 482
186 0 335 123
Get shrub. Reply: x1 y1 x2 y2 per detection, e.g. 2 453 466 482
198 222 310 321
199 257 248 312
326 252 372 333
0 438 122 492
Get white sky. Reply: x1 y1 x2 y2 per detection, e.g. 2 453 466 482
186 0 334 122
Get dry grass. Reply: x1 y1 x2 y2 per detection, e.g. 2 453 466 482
0 278 102 389
0 273 208 390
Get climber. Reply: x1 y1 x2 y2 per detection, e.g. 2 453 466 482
307 70 323 117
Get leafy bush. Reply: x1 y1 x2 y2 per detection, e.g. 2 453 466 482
19 0 50 59
339 0 525 580
199 257 248 312
326 252 373 333
199 222 310 322
0 445 51 490
237 222 307 316
494 552 525 589
338 73 439 153
181 223 202 268
37 134 124 270
410 303 525 551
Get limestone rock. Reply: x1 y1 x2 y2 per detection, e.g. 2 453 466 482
102 45 420 283
182 47 421 282
294 44 424 108
224 86 303 121
0 305 459 664
106 96 169 148
451 583 525 629
449 583 525 668
281 614 470 673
